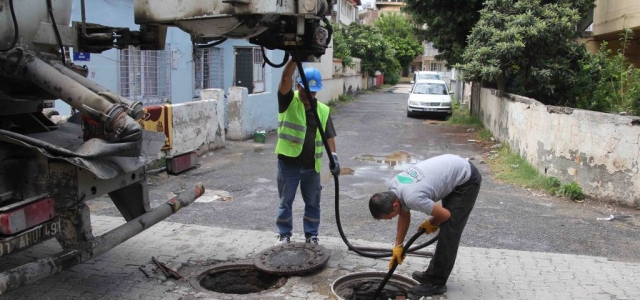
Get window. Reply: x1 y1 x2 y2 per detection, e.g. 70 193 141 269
424 42 439 57
194 47 224 93
118 45 171 105
430 62 442 72
252 47 265 93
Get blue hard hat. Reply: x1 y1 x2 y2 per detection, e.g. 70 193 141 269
297 68 323 92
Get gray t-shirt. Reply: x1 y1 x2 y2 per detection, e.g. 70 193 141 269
389 154 471 215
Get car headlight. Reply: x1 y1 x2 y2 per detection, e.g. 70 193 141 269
409 101 420 106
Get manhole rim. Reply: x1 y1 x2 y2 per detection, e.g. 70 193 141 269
330 271 419 300
189 261 287 295
254 242 330 275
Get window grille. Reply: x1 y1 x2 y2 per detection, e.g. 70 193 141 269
118 45 171 105
430 62 442 72
252 47 265 93
195 47 224 92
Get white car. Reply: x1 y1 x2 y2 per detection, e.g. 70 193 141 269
407 79 453 119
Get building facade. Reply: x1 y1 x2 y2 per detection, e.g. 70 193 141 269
587 0 640 66
55 0 283 126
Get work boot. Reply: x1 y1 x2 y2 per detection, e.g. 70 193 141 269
275 234 291 245
305 236 319 245
410 282 447 296
411 271 429 284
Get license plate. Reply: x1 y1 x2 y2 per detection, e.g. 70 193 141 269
0 219 60 257
424 108 437 112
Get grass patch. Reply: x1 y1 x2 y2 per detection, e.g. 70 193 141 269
488 145 550 189
488 145 586 200
328 94 356 111
477 128 493 141
447 109 484 128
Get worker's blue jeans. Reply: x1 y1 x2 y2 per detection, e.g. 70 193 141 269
276 160 321 238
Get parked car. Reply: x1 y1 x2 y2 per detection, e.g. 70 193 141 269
411 71 442 85
407 79 453 119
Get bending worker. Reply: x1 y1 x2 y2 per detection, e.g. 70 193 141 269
368 153 481 296
274 58 340 245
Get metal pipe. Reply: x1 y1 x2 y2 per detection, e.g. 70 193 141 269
51 61 143 120
80 0 89 38
22 51 115 117
0 183 205 295
16 49 141 141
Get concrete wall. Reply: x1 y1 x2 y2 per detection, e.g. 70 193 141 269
169 100 224 157
478 88 640 207
226 87 279 141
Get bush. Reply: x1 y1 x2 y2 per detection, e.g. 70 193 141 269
557 181 585 201
384 72 400 85
544 176 562 195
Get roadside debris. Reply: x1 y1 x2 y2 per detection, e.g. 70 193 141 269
152 256 184 280
597 215 615 221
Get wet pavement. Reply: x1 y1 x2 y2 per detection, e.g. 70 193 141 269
1 84 640 299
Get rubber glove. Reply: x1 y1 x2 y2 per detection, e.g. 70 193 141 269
418 219 439 234
388 245 405 269
330 153 340 176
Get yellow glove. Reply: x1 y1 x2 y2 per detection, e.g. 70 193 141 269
388 245 406 269
418 219 439 234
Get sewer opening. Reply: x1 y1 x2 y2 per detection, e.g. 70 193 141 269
336 279 413 300
198 265 287 294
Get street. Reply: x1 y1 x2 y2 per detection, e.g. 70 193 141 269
1 84 639 299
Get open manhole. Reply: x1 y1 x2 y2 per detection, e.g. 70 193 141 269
190 262 287 295
331 272 419 300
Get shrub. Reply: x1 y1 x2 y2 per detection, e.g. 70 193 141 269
557 181 585 201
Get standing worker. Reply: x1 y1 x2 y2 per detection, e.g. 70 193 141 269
368 154 481 296
274 58 340 245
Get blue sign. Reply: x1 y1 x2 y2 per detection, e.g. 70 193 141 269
73 52 90 61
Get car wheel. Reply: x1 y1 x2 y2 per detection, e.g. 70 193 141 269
407 110 414 118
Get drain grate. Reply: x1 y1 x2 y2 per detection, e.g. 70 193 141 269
191 262 287 295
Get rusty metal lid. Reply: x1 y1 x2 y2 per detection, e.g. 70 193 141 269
254 242 330 275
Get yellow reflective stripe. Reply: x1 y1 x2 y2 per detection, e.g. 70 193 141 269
315 140 323 147
315 152 323 159
278 133 304 144
278 121 306 132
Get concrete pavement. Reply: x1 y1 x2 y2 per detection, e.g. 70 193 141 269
2 215 639 300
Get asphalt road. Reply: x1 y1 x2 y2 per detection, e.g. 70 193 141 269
89 84 640 263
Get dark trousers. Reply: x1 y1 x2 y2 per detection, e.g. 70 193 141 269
425 162 481 285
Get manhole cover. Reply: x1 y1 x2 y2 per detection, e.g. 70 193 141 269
254 242 330 275
331 272 419 300
190 262 287 295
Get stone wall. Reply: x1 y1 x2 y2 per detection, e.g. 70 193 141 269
478 88 640 207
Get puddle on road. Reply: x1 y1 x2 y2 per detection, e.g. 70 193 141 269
354 151 424 171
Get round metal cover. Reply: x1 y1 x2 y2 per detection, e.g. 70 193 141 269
254 242 330 275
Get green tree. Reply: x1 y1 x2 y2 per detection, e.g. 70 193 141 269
403 0 594 69
575 30 640 115
374 13 423 70
337 22 400 83
331 23 354 68
457 0 591 104
403 0 484 67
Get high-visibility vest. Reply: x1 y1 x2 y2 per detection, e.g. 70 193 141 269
276 91 329 173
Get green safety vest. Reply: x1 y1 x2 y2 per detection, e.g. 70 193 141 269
276 91 329 173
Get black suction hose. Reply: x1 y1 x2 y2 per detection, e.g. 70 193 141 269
372 228 425 300
290 48 439 258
